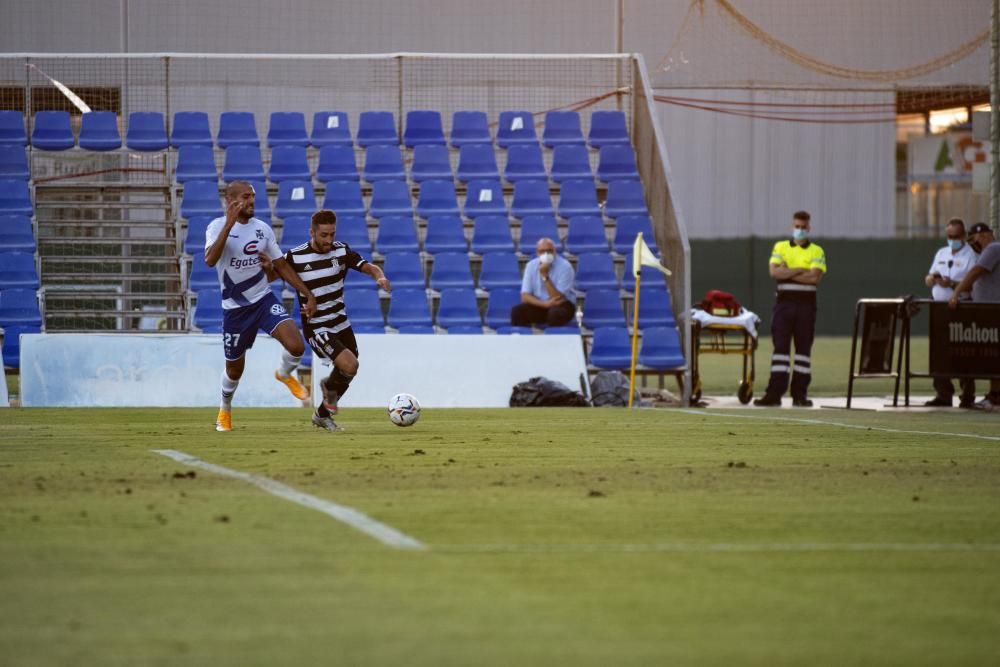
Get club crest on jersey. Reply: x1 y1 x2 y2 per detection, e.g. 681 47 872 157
256 229 265 240
242 240 259 254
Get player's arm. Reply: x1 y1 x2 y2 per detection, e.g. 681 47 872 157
259 253 280 282
204 200 242 267
794 268 824 285
361 261 391 292
271 257 318 317
769 262 805 280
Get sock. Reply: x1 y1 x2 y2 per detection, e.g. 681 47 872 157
323 368 355 402
220 371 239 410
277 349 302 377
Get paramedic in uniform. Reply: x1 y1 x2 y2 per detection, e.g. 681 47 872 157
923 218 977 407
754 211 826 408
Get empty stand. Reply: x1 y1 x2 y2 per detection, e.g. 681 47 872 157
581 289 625 329
496 111 537 148
550 144 593 183
275 180 317 218
321 180 366 217
78 111 121 151
0 251 39 289
638 326 684 369
587 110 630 148
0 215 36 253
222 145 265 181
175 145 218 183
429 252 474 290
416 180 460 218
387 288 432 328
357 111 398 147
574 252 620 292
381 252 425 289
604 180 648 218
470 216 514 254
456 143 500 183
369 180 413 218
193 288 224 332
335 215 372 253
170 111 213 147
311 111 352 147
423 215 468 254
542 111 585 148
343 288 385 328
0 179 34 216
31 111 74 151
558 179 600 218
588 326 632 368
449 111 491 147
180 180 223 218
0 146 29 180
316 145 359 182
376 216 420 254
478 252 522 291
622 250 667 294
510 180 553 219
2 324 40 369
436 288 482 329
363 145 406 183
280 216 311 249
463 180 506 218
267 112 309 147
564 216 609 255
484 287 521 329
0 111 27 146
216 111 259 148
410 144 453 182
613 215 654 255
403 110 445 147
183 216 213 255
596 145 639 182
517 214 560 252
636 285 676 328
503 143 548 183
268 145 311 182
0 288 42 327
125 112 168 151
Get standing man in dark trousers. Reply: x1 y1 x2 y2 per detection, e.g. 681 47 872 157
754 211 827 407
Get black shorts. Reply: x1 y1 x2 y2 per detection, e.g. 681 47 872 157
305 326 359 362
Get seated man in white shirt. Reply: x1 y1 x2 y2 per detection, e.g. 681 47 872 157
511 237 576 328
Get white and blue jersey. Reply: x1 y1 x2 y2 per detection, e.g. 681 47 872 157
205 216 283 309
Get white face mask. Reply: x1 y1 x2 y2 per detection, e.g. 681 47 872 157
792 228 809 241
539 252 555 266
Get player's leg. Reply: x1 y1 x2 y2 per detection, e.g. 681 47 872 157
321 329 360 415
756 301 793 405
789 302 817 406
267 298 309 400
217 307 257 431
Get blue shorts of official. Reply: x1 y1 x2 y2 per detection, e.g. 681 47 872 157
222 291 293 361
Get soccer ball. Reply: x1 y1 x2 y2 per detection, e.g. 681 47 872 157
387 393 421 427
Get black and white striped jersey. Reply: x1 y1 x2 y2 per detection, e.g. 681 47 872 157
283 241 369 335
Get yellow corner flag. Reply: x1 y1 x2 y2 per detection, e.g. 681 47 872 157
632 232 671 278
628 232 670 407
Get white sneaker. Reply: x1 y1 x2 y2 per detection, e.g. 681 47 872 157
312 413 344 432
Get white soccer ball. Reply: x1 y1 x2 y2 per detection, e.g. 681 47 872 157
387 393 421 427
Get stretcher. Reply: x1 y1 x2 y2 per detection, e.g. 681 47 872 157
689 309 761 404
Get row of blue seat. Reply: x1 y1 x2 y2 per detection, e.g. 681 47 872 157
192 285 675 333
178 178 648 220
182 213 653 257
0 252 38 290
0 109 631 152
173 143 638 185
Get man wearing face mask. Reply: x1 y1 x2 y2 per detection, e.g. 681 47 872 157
510 237 577 328
754 210 826 408
924 218 978 407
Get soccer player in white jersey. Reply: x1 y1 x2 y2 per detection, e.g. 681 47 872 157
264 209 390 432
205 181 318 432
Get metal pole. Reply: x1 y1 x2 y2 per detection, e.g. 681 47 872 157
992 0 999 232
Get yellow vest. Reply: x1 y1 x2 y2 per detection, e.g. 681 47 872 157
770 240 827 273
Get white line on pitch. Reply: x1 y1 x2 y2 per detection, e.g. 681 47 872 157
428 542 1000 554
676 409 1000 442
152 449 426 551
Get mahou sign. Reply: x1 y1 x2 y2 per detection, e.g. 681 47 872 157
929 302 1000 377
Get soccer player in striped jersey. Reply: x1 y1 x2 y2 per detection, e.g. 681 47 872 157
205 181 317 432
265 209 391 432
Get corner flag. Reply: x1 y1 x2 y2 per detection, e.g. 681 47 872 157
632 232 671 278
628 232 671 407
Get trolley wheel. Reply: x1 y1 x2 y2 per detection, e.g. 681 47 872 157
737 381 753 404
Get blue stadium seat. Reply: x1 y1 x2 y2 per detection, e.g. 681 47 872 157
353 325 387 334
0 251 39 289
344 288 385 328
638 326 684 369
463 180 506 219
174 145 217 183
622 250 668 295
344 268 377 291
542 111 585 148
189 259 218 292
31 111 74 151
336 215 372 254
170 111 213 147
496 111 537 148
410 144 453 183
183 216 213 255
565 216 609 255
369 180 413 218
447 325 484 334
0 288 42 328
596 145 639 182
558 179 600 218
267 112 309 148
550 144 593 183
416 180 460 218
403 110 445 147
179 180 222 218
637 285 676 328
471 216 514 254
79 111 121 151
604 179 648 218
125 112 168 151
2 324 41 369
456 144 499 183
398 324 435 334
245 180 271 222
387 288 432 329
510 180 553 219
362 145 406 183
268 145 311 183
478 252 522 291
321 180 366 217
316 145 359 182
0 215 35 253
450 111 490 147
581 289 625 329
423 215 468 254
279 216 311 249
503 143 547 183
436 288 482 329
217 111 259 148
381 252 425 289
484 287 522 329
311 111 352 147
575 252 620 292
222 145 265 181
543 325 581 335
193 288 224 332
375 216 420 254
0 179 33 216
589 326 632 369
357 111 398 147
517 214 559 253
0 146 29 180
274 180 316 219
429 252 473 290
0 111 27 146
613 214 655 255
588 110 630 148
495 325 532 335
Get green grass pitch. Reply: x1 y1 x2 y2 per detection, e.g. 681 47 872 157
1 403 998 665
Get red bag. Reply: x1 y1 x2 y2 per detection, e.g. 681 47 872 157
699 290 741 317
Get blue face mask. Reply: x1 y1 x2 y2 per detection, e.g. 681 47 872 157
792 228 809 241
948 239 963 251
